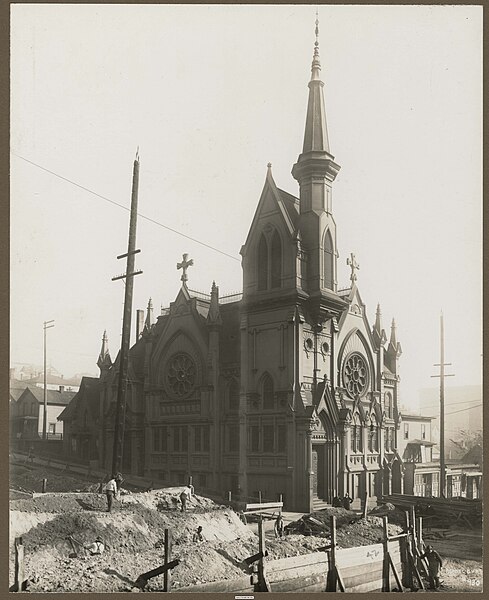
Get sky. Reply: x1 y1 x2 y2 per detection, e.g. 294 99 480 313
10 4 482 410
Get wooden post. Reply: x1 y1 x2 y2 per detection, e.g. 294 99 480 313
227 490 232 502
279 493 283 511
188 475 193 487
327 515 345 591
416 516 429 577
362 490 369 519
382 516 390 592
14 537 25 592
257 517 271 592
258 490 262 504
163 528 172 592
42 478 47 493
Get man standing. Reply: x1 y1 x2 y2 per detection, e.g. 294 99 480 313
105 474 122 512
179 485 193 512
420 544 443 589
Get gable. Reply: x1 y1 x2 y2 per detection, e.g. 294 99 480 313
241 169 297 257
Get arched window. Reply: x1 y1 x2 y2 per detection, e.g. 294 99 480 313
323 230 334 290
228 379 239 411
351 416 362 453
270 230 282 289
369 419 379 452
262 374 274 409
386 393 393 419
257 235 268 290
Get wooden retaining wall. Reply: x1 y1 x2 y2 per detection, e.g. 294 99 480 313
176 515 409 594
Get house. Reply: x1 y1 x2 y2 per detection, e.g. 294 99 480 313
58 377 101 464
12 386 76 441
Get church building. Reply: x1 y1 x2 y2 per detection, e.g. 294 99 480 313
65 25 405 512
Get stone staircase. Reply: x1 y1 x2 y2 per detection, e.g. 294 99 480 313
312 496 331 512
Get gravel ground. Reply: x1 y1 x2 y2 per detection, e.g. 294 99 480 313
9 463 483 593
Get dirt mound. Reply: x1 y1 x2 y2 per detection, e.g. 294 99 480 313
124 488 223 513
10 463 98 494
285 510 403 548
10 492 108 514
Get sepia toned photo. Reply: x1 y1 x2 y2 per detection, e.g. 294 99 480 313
9 3 482 593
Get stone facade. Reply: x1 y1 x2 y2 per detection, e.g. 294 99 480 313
83 31 405 512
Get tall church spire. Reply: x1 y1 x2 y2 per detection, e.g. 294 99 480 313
292 13 341 294
302 11 330 153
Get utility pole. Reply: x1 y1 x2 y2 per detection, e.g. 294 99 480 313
111 151 143 476
431 312 454 498
42 320 55 440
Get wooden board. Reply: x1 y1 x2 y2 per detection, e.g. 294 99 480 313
268 562 327 583
267 551 327 573
174 575 253 593
270 572 327 593
245 501 283 511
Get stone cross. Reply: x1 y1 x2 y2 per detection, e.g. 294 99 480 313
177 253 194 284
347 252 360 282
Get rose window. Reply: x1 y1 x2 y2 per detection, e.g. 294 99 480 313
343 352 369 398
166 353 196 397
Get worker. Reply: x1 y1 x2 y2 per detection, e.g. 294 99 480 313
105 473 123 512
179 485 192 512
420 544 443 589
274 514 284 538
332 496 342 508
343 492 352 511
192 526 204 542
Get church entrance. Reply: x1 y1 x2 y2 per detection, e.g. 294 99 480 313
312 445 324 499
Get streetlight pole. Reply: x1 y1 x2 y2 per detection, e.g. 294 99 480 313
43 320 55 440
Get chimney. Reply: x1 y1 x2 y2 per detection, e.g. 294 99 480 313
136 309 145 339
59 385 65 393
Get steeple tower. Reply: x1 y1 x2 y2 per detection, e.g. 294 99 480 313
292 13 341 294
97 330 112 376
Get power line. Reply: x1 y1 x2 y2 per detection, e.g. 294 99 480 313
11 151 241 262
443 404 482 417
421 398 482 409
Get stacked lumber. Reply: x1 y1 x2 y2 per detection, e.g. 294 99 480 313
381 494 482 523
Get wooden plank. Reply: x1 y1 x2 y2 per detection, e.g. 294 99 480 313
388 551 403 591
245 501 283 511
267 551 327 572
270 572 326 593
175 575 253 593
268 562 327 583
163 528 171 592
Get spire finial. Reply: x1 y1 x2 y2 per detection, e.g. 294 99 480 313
315 7 319 48
310 9 322 81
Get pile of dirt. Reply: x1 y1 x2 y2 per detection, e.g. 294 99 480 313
285 510 403 548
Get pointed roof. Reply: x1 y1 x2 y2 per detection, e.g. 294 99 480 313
207 281 222 325
97 330 112 371
144 297 154 330
372 303 387 348
302 17 330 154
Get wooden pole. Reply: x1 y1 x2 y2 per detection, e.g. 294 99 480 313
382 516 390 592
258 490 262 504
257 517 271 592
362 489 369 519
111 154 141 476
14 537 25 592
42 478 47 493
163 528 172 592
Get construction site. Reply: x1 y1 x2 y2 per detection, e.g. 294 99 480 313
10 452 482 594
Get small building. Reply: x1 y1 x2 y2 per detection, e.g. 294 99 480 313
12 386 76 441
58 376 101 464
20 373 80 393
